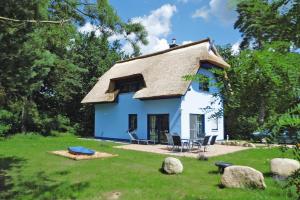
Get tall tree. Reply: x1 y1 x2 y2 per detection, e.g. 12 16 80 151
234 0 300 49
0 0 147 136
220 42 300 138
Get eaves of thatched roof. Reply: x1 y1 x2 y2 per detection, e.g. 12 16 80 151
81 38 230 103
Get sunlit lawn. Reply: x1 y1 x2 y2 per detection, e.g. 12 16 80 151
0 134 296 200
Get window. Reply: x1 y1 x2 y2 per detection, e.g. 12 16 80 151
128 114 137 132
190 114 205 139
211 118 218 131
199 80 209 92
118 81 144 93
114 75 145 93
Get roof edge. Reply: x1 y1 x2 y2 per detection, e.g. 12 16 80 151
116 38 211 64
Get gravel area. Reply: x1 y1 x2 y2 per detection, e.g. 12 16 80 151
115 144 251 158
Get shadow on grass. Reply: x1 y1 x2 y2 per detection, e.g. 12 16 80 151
263 172 273 178
0 155 26 199
208 170 220 175
0 155 89 199
158 167 167 174
15 171 89 199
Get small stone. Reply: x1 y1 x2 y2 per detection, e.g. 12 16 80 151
242 143 249 147
162 157 183 174
247 143 256 148
198 154 208 161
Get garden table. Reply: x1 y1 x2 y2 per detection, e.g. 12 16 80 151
215 161 233 173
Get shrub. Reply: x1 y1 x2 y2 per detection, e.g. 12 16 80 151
0 109 14 137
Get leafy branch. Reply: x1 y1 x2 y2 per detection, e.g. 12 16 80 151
0 16 70 24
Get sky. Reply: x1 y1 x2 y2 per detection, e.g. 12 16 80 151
79 0 242 55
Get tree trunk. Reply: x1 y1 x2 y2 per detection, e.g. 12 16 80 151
258 98 266 125
21 97 28 133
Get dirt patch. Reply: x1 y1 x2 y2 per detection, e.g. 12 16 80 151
103 191 122 200
49 150 118 160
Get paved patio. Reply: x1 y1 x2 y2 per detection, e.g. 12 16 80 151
114 144 251 158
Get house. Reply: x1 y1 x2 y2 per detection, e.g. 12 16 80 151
81 38 230 143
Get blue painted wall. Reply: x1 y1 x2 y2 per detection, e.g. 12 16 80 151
94 93 181 140
94 64 224 141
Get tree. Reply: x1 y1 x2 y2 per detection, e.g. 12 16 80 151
218 42 300 138
234 0 300 49
66 33 125 136
0 0 148 136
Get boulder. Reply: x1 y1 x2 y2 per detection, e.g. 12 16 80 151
221 165 266 189
270 158 300 178
162 157 183 174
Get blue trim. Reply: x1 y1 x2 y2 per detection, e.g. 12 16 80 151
94 136 130 143
202 114 205 135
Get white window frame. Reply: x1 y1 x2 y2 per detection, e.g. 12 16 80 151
211 117 218 131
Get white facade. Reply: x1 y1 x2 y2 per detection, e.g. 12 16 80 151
180 68 224 140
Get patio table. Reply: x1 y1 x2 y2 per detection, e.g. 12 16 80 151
181 138 204 151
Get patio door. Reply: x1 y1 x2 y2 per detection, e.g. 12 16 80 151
147 114 169 144
190 114 205 139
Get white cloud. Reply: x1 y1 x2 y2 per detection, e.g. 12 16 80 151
78 22 101 36
78 4 177 55
125 4 177 55
192 0 237 24
231 40 241 55
182 40 193 45
132 4 177 37
107 33 124 42
192 6 210 20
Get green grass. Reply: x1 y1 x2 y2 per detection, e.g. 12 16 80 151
0 134 297 200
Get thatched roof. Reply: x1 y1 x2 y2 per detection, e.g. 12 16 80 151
81 38 230 103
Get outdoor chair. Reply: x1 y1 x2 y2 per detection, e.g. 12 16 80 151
172 135 189 152
193 135 211 152
165 133 174 150
128 130 153 144
201 135 211 152
210 135 218 145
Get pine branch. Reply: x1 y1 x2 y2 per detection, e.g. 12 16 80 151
0 16 70 24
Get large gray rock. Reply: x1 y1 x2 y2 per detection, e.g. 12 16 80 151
221 165 266 189
270 158 300 178
162 157 183 174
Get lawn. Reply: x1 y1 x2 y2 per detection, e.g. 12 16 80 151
0 134 296 200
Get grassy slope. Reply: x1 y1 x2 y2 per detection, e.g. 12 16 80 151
0 134 296 200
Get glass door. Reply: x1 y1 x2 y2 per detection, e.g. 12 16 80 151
190 114 205 139
148 114 169 144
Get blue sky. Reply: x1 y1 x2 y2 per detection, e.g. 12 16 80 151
79 0 242 54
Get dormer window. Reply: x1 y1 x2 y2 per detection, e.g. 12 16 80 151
117 81 144 93
199 78 209 92
108 74 146 93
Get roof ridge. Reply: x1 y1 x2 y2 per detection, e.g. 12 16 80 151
116 38 210 64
